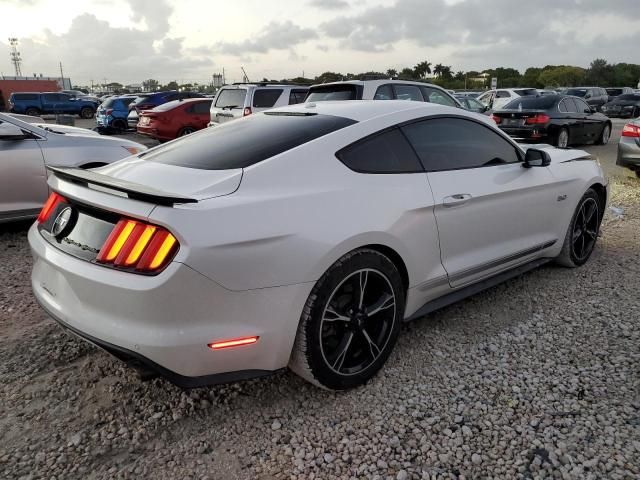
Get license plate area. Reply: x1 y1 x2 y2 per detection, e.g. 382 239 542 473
502 118 525 126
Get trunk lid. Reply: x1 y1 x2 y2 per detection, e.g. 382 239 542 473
493 109 547 127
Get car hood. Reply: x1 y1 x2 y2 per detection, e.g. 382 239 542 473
35 123 101 136
94 158 242 200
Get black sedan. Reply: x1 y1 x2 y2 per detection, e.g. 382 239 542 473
492 95 612 148
601 94 640 118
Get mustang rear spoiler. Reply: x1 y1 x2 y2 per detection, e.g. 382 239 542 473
47 166 198 206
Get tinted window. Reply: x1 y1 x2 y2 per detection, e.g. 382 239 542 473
374 84 394 100
566 89 587 97
616 94 640 102
496 91 510 98
558 99 569 113
144 113 356 170
574 98 591 113
402 117 520 171
253 89 283 108
215 88 247 108
306 85 358 102
563 98 579 113
42 93 61 102
514 89 538 96
14 93 39 100
288 89 308 105
421 87 456 106
606 88 623 97
503 96 557 110
394 85 423 101
337 128 423 174
190 100 212 114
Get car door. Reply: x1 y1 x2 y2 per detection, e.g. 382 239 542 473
0 119 48 219
559 98 585 143
574 97 602 141
189 100 213 129
41 93 60 114
401 116 563 288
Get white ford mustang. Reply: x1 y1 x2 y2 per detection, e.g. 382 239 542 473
29 101 607 390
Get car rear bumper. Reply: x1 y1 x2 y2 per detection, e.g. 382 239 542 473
617 139 640 169
499 126 550 142
136 125 174 141
29 224 313 384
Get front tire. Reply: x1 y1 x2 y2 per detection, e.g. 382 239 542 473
25 107 40 117
289 249 405 390
80 107 94 119
556 188 602 268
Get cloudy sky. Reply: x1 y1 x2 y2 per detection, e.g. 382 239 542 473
1 0 639 86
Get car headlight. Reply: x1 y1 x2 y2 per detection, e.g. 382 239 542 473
122 146 145 155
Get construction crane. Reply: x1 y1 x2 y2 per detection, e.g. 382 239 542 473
8 38 22 77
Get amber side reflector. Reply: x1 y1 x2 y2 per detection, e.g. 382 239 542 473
208 336 259 350
37 192 66 224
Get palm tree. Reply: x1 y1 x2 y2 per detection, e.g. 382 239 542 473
413 61 432 79
386 68 398 78
433 64 444 77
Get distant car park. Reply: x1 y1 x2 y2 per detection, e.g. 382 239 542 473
601 94 640 118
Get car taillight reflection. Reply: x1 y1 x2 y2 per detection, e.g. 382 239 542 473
525 114 551 125
96 218 179 273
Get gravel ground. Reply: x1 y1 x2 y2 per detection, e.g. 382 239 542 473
1 176 639 479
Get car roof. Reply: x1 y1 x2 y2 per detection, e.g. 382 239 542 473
220 84 308 89
268 99 488 124
309 79 447 89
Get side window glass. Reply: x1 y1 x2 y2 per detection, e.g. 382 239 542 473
421 87 456 106
393 85 424 102
565 98 578 113
496 91 510 98
478 92 493 106
558 100 568 113
402 118 520 171
288 89 307 105
191 101 212 114
337 128 423 173
374 84 394 100
576 99 590 113
253 89 283 108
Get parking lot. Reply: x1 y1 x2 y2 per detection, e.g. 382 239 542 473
1 119 639 480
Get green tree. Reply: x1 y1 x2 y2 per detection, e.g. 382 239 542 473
398 67 416 80
538 66 586 87
586 58 613 86
386 68 398 78
520 67 543 88
142 79 159 91
413 61 432 78
314 71 343 83
164 81 179 90
454 71 465 81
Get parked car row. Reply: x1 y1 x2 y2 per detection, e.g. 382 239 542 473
8 92 99 119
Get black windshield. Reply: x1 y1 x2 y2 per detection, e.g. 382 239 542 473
143 112 357 170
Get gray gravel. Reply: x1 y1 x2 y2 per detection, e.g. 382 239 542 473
1 176 639 480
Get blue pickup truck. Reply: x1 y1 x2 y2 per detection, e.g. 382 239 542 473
8 92 99 119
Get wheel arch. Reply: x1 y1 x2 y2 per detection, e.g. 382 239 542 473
359 243 409 293
588 182 607 213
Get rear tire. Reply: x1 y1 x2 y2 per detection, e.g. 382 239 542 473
596 124 611 145
179 127 196 136
556 188 602 268
556 128 569 148
80 107 94 119
111 119 127 132
289 249 405 390
25 107 40 117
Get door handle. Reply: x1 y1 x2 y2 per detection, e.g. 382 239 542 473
443 193 472 207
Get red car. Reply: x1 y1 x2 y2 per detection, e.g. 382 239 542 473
137 98 212 142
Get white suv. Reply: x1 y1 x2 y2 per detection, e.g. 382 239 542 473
209 83 309 126
305 80 462 108
477 88 539 110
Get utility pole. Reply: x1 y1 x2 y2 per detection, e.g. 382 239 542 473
241 66 249 83
8 38 22 77
59 61 64 87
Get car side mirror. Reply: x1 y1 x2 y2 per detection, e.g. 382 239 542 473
0 122 26 140
523 148 552 167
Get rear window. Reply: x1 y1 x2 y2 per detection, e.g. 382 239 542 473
153 100 185 112
306 85 358 102
13 93 39 100
142 112 357 170
606 89 623 96
215 89 247 108
102 98 116 108
514 89 538 97
565 89 587 97
252 89 283 108
503 96 558 110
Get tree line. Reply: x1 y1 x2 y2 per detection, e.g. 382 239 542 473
75 59 639 94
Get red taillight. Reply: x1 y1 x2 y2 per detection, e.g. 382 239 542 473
622 123 640 137
37 192 66 224
105 108 113 115
208 336 259 350
525 114 551 125
491 114 502 124
96 218 178 273
243 107 252 116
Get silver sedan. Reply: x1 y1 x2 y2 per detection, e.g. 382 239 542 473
0 113 146 223
617 118 640 178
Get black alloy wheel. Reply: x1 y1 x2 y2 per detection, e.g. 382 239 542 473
180 127 196 136
571 197 599 262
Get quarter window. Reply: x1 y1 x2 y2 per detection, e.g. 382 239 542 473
575 98 591 113
559 99 569 113
337 128 423 173
421 87 456 106
253 89 283 108
190 101 213 114
374 84 394 100
496 91 510 98
393 85 424 102
401 117 521 171
288 89 308 105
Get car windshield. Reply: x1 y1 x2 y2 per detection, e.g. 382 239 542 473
142 112 357 170
503 96 558 110
466 98 484 109
614 94 640 102
306 85 358 102
215 89 247 108
514 89 538 97
565 89 587 97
